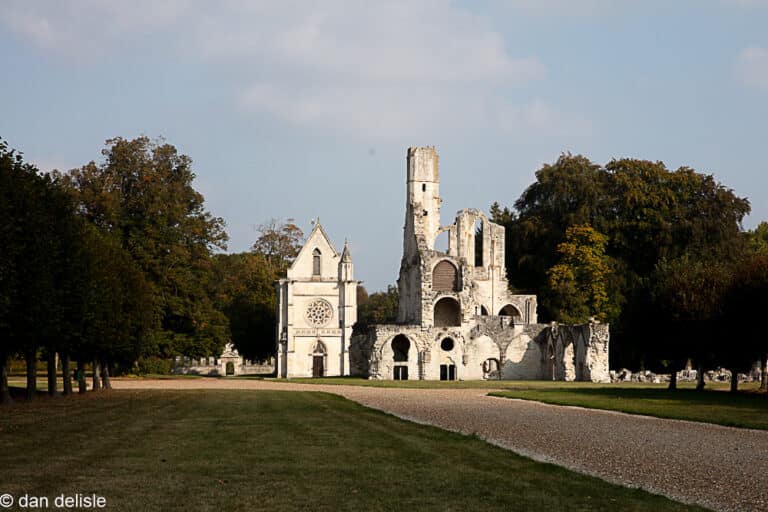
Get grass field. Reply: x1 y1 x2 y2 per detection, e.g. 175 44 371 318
489 386 768 430
0 390 705 511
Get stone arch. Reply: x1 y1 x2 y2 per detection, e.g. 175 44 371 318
433 260 459 292
311 340 327 378
498 304 522 320
434 297 461 327
391 334 411 362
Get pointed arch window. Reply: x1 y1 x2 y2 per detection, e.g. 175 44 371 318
312 248 321 276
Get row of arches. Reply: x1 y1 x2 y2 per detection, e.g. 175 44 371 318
433 297 522 326
387 334 503 381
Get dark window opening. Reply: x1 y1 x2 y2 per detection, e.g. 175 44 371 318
440 337 454 351
394 366 409 380
440 364 456 381
422 184 426 192
474 219 483 267
312 248 321 276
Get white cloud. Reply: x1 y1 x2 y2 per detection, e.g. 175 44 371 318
736 47 768 90
0 1 590 139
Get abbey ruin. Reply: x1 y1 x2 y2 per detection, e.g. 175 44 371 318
276 147 609 381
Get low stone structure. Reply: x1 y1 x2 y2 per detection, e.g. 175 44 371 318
172 343 274 376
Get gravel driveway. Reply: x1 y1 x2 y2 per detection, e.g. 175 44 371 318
112 379 768 512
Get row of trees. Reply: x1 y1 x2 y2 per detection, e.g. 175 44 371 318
491 154 767 390
1 137 301 403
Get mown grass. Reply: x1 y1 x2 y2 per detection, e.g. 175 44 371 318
0 390 705 511
490 386 768 430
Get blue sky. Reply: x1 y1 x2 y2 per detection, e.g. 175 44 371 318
1 0 766 292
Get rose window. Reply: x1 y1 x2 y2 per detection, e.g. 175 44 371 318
305 299 333 327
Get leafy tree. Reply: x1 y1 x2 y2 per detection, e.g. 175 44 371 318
494 154 750 369
61 136 228 359
545 225 617 324
506 154 607 296
356 285 399 329
748 222 768 255
212 252 277 361
251 218 304 276
650 256 732 390
723 254 768 393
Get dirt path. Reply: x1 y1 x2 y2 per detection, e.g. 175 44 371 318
112 378 768 512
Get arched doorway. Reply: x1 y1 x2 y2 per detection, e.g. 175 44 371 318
225 362 235 375
483 358 500 380
312 340 326 378
499 304 522 322
434 297 461 327
391 335 410 380
480 305 489 316
546 344 555 381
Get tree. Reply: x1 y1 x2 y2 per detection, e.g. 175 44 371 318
650 256 732 390
506 154 607 296
212 252 278 361
724 253 768 393
61 136 228 360
748 222 768 255
356 285 399 329
494 154 750 369
251 218 304 276
545 225 617 324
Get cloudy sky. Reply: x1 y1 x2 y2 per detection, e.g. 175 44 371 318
1 0 766 291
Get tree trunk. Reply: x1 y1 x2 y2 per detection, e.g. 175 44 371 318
0 353 12 404
77 360 87 394
92 361 101 391
101 361 112 390
25 350 37 401
62 353 72 396
730 369 739 393
47 351 57 396
761 354 768 393
696 364 706 391
668 366 678 391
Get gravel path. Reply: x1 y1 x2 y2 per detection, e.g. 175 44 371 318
112 379 768 512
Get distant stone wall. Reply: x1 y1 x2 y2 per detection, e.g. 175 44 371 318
171 356 275 376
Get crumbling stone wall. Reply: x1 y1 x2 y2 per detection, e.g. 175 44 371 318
351 318 609 382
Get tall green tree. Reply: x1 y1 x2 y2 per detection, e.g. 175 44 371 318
495 154 750 369
723 253 768 393
61 137 228 359
212 252 278 361
650 256 732 390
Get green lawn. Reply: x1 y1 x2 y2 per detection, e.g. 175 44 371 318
0 390 705 511
490 386 768 430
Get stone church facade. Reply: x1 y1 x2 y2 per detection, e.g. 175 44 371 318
275 223 357 378
276 146 609 381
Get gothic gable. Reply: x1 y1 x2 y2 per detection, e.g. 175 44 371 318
287 223 340 280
